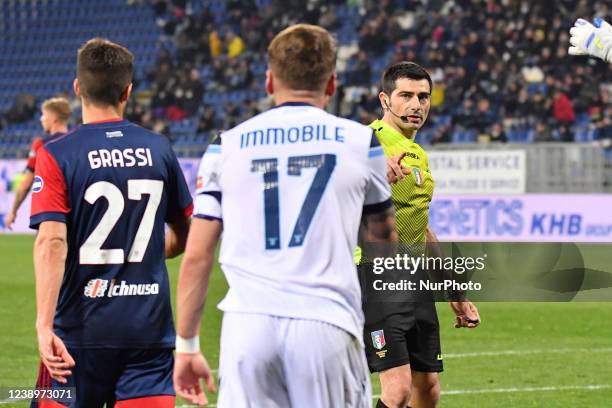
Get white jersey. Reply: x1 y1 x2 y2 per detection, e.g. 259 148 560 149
194 102 391 340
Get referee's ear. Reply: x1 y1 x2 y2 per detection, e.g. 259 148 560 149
324 73 336 97
378 91 389 111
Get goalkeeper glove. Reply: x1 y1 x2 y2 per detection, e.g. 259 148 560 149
568 18 612 63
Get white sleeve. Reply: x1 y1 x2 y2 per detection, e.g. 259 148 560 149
363 131 392 214
194 141 222 221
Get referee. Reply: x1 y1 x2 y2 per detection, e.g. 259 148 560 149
359 62 481 408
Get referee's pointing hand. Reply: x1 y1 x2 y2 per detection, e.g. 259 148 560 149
387 152 412 184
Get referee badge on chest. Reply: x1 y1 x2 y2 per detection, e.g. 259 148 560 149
371 330 386 350
413 167 423 186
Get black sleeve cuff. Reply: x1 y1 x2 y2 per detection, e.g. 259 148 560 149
363 198 393 215
198 191 222 203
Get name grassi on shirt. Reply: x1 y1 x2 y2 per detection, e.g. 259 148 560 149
240 125 345 148
88 148 153 169
84 279 159 298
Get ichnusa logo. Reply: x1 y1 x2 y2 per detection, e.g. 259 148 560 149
371 330 386 350
84 279 159 298
84 279 108 298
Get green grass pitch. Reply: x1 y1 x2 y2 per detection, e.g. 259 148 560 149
0 234 611 407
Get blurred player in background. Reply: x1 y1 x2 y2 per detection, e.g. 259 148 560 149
569 17 612 63
361 62 480 408
30 38 192 408
173 24 397 407
3 97 70 230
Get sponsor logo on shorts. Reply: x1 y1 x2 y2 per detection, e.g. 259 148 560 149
84 279 159 298
371 329 386 350
196 176 204 190
32 176 44 193
437 353 444 361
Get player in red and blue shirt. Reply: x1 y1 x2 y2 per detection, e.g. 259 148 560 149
3 97 70 230
30 39 192 408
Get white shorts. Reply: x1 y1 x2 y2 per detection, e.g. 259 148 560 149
217 312 372 408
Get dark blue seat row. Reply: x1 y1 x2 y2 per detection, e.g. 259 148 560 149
0 0 160 146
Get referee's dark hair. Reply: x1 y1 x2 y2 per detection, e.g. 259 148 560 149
381 61 432 95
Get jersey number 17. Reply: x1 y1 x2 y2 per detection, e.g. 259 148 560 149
251 154 336 250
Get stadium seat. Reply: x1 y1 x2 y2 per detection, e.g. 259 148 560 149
0 0 160 156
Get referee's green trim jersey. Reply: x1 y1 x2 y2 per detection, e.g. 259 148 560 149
369 119 434 244
354 119 434 264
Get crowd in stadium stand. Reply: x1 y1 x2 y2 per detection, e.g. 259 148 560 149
126 0 610 144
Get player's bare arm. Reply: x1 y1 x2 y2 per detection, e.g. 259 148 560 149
4 171 35 230
177 217 221 335
359 206 398 264
426 227 482 328
34 221 75 383
165 216 191 258
8 99 70 231
174 217 221 405
387 152 411 184
360 206 398 244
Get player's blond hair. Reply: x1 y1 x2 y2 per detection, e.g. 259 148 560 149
42 97 71 123
268 24 336 92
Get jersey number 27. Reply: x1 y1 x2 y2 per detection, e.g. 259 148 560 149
79 180 163 264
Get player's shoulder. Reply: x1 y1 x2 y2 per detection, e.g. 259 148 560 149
46 120 170 151
30 137 44 150
103 120 170 143
318 110 376 149
41 127 79 154
204 133 222 153
334 114 374 134
125 121 173 148
221 109 269 138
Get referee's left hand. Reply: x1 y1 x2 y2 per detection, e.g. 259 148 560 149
450 301 481 329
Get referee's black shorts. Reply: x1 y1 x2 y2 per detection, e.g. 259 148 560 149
363 302 443 373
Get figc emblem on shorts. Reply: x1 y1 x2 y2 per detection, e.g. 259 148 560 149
371 330 386 350
32 176 44 193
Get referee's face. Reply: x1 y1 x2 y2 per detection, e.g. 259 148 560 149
387 78 431 132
